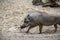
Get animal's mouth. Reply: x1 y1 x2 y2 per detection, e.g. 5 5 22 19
20 23 29 29
20 25 27 29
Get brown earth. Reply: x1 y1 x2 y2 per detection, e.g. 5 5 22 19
0 0 60 40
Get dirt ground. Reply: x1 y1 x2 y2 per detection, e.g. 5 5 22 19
0 0 60 40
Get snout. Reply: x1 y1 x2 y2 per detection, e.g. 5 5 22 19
20 24 27 29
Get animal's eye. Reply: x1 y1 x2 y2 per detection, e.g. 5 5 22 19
24 18 29 23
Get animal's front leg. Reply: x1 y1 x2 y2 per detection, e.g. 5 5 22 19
26 26 35 33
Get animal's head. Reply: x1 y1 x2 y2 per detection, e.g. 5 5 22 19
20 17 30 29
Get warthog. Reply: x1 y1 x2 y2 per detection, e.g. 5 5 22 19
20 10 60 34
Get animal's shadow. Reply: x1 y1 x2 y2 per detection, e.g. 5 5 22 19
19 29 59 34
42 29 58 34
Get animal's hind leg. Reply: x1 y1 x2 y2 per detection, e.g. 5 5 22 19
54 24 57 32
39 24 43 34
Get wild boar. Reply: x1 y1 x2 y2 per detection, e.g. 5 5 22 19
20 11 59 34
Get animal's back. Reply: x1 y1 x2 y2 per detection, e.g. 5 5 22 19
28 11 56 26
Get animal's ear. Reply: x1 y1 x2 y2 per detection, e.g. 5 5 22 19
27 14 29 17
24 18 29 23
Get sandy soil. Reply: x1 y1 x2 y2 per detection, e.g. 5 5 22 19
0 0 60 40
